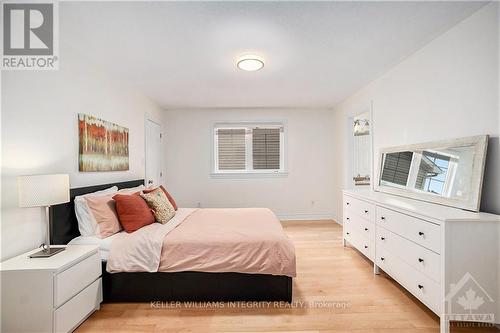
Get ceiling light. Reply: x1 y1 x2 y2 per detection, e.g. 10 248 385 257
237 55 264 72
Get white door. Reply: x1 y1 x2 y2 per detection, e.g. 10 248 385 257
145 119 162 187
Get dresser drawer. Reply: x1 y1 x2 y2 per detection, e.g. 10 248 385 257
54 278 102 333
344 195 376 222
343 217 351 239
377 225 440 283
376 248 440 314
54 252 101 307
376 206 441 253
344 212 374 242
346 228 375 262
358 238 375 262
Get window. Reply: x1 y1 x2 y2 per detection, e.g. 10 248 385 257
213 122 285 176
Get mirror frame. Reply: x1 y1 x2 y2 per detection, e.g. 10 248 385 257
374 135 489 212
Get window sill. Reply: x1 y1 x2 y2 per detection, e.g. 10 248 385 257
210 172 288 179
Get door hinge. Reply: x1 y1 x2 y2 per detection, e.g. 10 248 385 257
160 133 162 139
160 171 163 177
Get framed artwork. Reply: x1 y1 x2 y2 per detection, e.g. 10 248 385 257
78 113 129 172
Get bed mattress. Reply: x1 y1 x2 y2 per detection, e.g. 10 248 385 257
70 208 296 277
158 208 296 276
67 233 119 260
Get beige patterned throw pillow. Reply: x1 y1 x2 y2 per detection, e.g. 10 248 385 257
140 188 176 224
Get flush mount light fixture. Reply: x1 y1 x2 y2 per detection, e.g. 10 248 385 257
237 55 264 72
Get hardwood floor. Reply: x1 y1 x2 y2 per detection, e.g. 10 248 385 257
77 220 498 333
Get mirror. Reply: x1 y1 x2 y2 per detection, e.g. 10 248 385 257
352 111 372 186
376 135 489 211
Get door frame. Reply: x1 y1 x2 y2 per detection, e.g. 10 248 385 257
144 113 162 187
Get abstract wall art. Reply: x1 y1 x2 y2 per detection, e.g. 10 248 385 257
78 113 129 172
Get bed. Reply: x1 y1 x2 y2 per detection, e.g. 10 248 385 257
51 180 294 302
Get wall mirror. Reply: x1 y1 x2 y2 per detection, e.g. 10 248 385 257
352 111 372 186
375 135 489 211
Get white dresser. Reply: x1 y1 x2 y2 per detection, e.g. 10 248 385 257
1 245 102 333
343 189 500 333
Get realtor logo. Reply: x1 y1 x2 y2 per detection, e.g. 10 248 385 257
445 272 495 324
1 1 59 70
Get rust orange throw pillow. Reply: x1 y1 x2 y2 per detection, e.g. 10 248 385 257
113 193 155 233
143 185 178 211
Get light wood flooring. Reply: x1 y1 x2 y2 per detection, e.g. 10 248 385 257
77 220 498 333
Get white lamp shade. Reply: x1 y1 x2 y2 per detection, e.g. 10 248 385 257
18 174 70 207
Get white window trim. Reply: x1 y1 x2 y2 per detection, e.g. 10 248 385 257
211 121 288 178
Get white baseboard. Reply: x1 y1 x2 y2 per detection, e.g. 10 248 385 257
278 213 338 222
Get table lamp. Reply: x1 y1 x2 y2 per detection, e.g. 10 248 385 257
17 174 70 258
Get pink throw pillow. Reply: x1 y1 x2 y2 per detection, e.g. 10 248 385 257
85 194 122 238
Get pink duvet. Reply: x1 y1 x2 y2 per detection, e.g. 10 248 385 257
107 208 296 277
159 208 296 277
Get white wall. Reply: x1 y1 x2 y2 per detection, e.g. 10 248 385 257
332 3 500 217
162 108 337 220
1 44 162 261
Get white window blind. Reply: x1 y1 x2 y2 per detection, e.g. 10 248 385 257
252 128 280 170
216 129 246 170
213 123 285 175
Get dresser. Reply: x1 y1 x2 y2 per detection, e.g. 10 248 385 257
343 189 500 333
1 245 102 333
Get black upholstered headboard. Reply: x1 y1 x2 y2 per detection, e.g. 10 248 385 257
50 179 145 245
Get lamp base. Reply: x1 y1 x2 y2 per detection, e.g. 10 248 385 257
29 247 65 258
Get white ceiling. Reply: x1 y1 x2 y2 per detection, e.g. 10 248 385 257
60 1 486 109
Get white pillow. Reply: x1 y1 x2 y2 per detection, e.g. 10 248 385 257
75 186 118 236
117 184 146 194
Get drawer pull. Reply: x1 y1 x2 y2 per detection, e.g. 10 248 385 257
380 216 385 220
418 232 425 236
380 257 385 261
364 210 369 214
364 228 368 231
346 217 350 221
346 232 350 235
364 245 368 249
346 202 350 206
418 284 424 290
380 237 385 240
418 258 424 263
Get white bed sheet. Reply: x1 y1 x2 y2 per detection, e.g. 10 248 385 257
68 232 121 260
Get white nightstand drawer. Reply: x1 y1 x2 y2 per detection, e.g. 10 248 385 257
376 206 441 253
55 252 101 307
54 278 101 333
344 195 376 222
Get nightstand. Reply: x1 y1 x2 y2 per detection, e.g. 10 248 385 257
1 245 102 333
